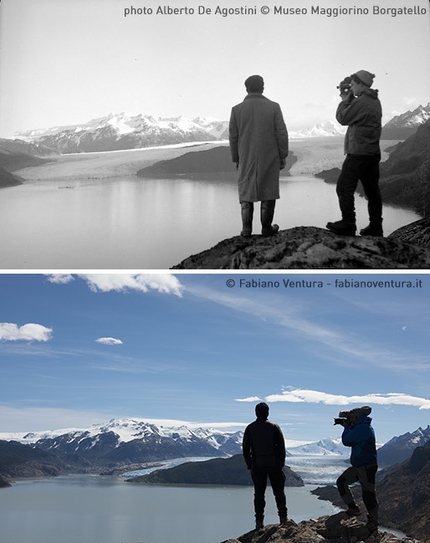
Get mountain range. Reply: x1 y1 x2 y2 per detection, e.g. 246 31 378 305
381 103 430 139
9 103 428 156
6 418 244 465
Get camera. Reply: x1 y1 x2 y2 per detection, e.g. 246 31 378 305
334 410 352 426
337 76 352 96
333 406 372 426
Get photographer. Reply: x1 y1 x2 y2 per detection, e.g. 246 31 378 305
335 406 379 533
327 70 383 237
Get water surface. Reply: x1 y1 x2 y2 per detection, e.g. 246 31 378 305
0 176 420 269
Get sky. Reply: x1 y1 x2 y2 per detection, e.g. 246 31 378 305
1 272 429 446
0 0 429 137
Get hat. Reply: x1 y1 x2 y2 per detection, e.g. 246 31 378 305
352 70 375 87
245 75 264 93
351 406 372 417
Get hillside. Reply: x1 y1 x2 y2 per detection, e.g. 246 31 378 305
0 138 56 188
137 144 298 178
316 119 430 217
376 441 430 542
377 426 430 468
0 440 91 483
127 454 304 487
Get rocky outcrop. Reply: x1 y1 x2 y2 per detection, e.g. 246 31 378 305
222 514 423 543
172 226 430 269
387 218 430 248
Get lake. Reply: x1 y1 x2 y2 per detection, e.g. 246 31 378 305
0 453 407 543
0 175 421 269
0 476 340 543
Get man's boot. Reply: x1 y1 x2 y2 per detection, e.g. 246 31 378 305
261 200 279 237
326 219 356 236
240 202 254 237
360 220 383 237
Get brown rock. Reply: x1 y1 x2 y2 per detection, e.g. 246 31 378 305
221 515 424 543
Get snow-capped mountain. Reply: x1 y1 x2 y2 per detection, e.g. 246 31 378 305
2 419 243 465
290 121 346 139
377 425 430 467
15 113 229 154
287 438 347 456
382 103 430 139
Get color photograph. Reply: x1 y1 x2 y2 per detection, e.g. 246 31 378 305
0 0 429 268
0 272 429 542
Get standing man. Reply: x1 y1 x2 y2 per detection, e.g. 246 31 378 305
242 402 288 530
335 406 379 533
229 75 289 237
327 70 383 237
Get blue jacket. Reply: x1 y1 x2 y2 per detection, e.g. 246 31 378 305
342 414 377 467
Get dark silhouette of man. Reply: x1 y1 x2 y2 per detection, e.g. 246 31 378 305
242 402 288 529
327 70 383 237
336 406 379 533
229 75 289 237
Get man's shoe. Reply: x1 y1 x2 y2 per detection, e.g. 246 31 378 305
366 521 378 533
255 520 264 530
262 224 279 237
279 516 288 525
345 505 361 516
326 220 356 236
360 223 383 237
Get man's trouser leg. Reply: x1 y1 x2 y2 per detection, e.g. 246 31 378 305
240 201 254 236
268 468 288 520
360 464 379 528
336 155 360 226
336 465 358 507
261 200 279 237
337 465 379 526
360 155 383 230
251 470 267 523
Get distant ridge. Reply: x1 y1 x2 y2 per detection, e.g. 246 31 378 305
8 103 427 155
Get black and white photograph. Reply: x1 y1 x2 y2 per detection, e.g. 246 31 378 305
0 0 429 269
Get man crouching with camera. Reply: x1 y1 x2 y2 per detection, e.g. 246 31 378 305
334 406 379 533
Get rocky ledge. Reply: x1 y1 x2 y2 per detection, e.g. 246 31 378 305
222 514 422 543
173 219 430 269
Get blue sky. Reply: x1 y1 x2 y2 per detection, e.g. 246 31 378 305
0 0 429 136
0 272 429 445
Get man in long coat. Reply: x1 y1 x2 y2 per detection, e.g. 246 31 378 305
229 75 289 237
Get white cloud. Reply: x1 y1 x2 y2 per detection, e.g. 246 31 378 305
235 396 262 403
79 274 184 296
96 337 123 346
0 323 53 342
46 274 74 284
254 387 430 410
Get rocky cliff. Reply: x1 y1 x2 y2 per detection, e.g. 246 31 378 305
222 514 423 543
173 223 430 269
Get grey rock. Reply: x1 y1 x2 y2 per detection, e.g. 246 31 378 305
173 226 430 269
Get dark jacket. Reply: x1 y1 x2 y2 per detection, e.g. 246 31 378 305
242 417 286 470
229 93 289 202
342 414 377 467
336 89 382 156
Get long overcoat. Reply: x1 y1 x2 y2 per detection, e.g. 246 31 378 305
229 93 289 202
